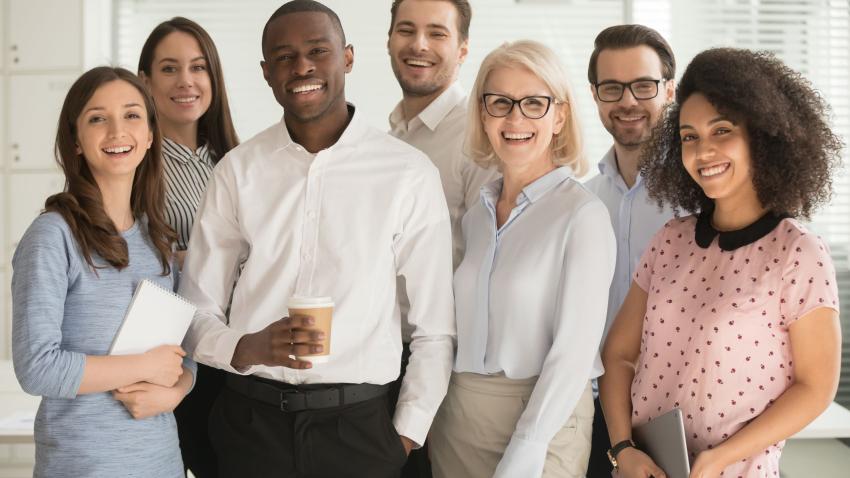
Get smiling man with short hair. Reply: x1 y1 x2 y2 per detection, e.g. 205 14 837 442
584 24 677 477
180 2 455 476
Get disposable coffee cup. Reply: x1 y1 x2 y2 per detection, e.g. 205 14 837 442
287 296 334 364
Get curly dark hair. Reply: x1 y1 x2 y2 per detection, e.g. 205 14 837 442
640 47 842 219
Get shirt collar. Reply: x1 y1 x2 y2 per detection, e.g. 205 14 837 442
695 204 790 251
480 166 572 208
596 146 645 191
388 82 466 133
278 103 366 153
163 138 211 165
597 146 619 178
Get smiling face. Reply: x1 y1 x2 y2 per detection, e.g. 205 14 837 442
75 80 153 185
593 45 673 148
261 11 353 124
143 31 212 133
481 65 566 172
680 93 757 209
388 0 468 99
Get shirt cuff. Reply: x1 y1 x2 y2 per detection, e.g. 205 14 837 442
493 434 548 478
201 328 257 376
392 403 432 448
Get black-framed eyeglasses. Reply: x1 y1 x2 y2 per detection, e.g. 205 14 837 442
482 93 558 119
594 79 667 102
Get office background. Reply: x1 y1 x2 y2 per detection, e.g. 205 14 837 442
0 0 847 473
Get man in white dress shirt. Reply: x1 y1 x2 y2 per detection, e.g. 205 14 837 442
583 24 677 477
180 2 455 477
385 2 497 476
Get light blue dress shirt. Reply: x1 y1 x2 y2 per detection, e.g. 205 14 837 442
454 166 615 477
585 147 674 336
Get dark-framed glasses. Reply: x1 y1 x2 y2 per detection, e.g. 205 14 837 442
482 93 558 119
594 79 666 102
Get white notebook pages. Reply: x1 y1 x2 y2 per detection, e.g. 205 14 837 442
109 279 197 355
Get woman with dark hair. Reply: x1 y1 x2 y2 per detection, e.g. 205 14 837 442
138 17 238 477
12 66 193 477
138 16 238 268
600 48 842 478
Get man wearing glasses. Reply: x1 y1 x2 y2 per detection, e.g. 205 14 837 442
584 24 677 477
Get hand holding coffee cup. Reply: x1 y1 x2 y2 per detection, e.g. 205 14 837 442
229 314 326 371
287 296 334 364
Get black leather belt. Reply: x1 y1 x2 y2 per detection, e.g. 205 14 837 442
225 374 388 412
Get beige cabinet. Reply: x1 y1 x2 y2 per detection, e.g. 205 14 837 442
8 75 75 171
8 172 64 251
9 0 82 71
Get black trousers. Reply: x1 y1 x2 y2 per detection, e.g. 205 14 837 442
387 342 432 478
174 363 225 478
209 377 408 478
587 397 613 477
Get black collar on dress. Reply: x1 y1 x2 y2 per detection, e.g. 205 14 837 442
695 205 790 251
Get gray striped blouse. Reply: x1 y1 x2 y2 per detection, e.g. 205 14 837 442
162 138 216 250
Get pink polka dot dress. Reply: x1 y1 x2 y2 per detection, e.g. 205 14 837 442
631 213 839 477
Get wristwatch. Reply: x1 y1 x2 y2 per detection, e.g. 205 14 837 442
607 438 637 470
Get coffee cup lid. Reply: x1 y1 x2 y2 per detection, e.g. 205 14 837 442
287 296 334 308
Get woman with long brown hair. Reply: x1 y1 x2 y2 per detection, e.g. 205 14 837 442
12 66 193 476
138 17 238 477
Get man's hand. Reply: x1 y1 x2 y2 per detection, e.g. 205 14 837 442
231 315 325 370
400 435 416 456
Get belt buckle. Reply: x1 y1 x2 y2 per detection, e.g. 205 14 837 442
280 391 293 412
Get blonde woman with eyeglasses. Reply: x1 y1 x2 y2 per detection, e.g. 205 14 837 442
429 40 616 478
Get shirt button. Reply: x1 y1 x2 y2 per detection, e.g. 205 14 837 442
302 252 312 261
295 146 303 152
307 210 316 219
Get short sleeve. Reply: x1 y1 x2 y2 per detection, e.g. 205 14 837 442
779 232 839 328
633 221 670 292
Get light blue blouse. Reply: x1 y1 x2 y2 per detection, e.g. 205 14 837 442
453 166 616 477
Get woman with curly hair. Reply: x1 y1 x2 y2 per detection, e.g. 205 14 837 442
600 48 842 478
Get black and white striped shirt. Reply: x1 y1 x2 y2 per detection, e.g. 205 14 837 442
162 138 216 250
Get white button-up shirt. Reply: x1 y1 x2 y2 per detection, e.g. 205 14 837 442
585 147 674 335
180 108 456 444
389 82 500 269
453 167 615 477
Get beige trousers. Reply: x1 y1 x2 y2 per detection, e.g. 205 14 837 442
430 372 594 478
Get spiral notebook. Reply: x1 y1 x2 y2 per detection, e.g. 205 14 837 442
108 279 197 355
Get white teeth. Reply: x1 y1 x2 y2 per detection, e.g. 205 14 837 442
503 132 533 140
617 115 644 121
173 96 198 103
104 145 132 154
405 59 432 67
292 84 323 94
700 164 730 177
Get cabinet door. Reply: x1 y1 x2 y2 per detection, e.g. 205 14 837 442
8 74 75 170
0 1 5 71
9 0 82 71
9 172 64 251
0 77 5 168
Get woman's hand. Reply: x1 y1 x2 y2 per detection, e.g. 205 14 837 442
689 448 728 478
617 447 667 478
112 381 185 419
141 345 186 387
174 250 187 271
